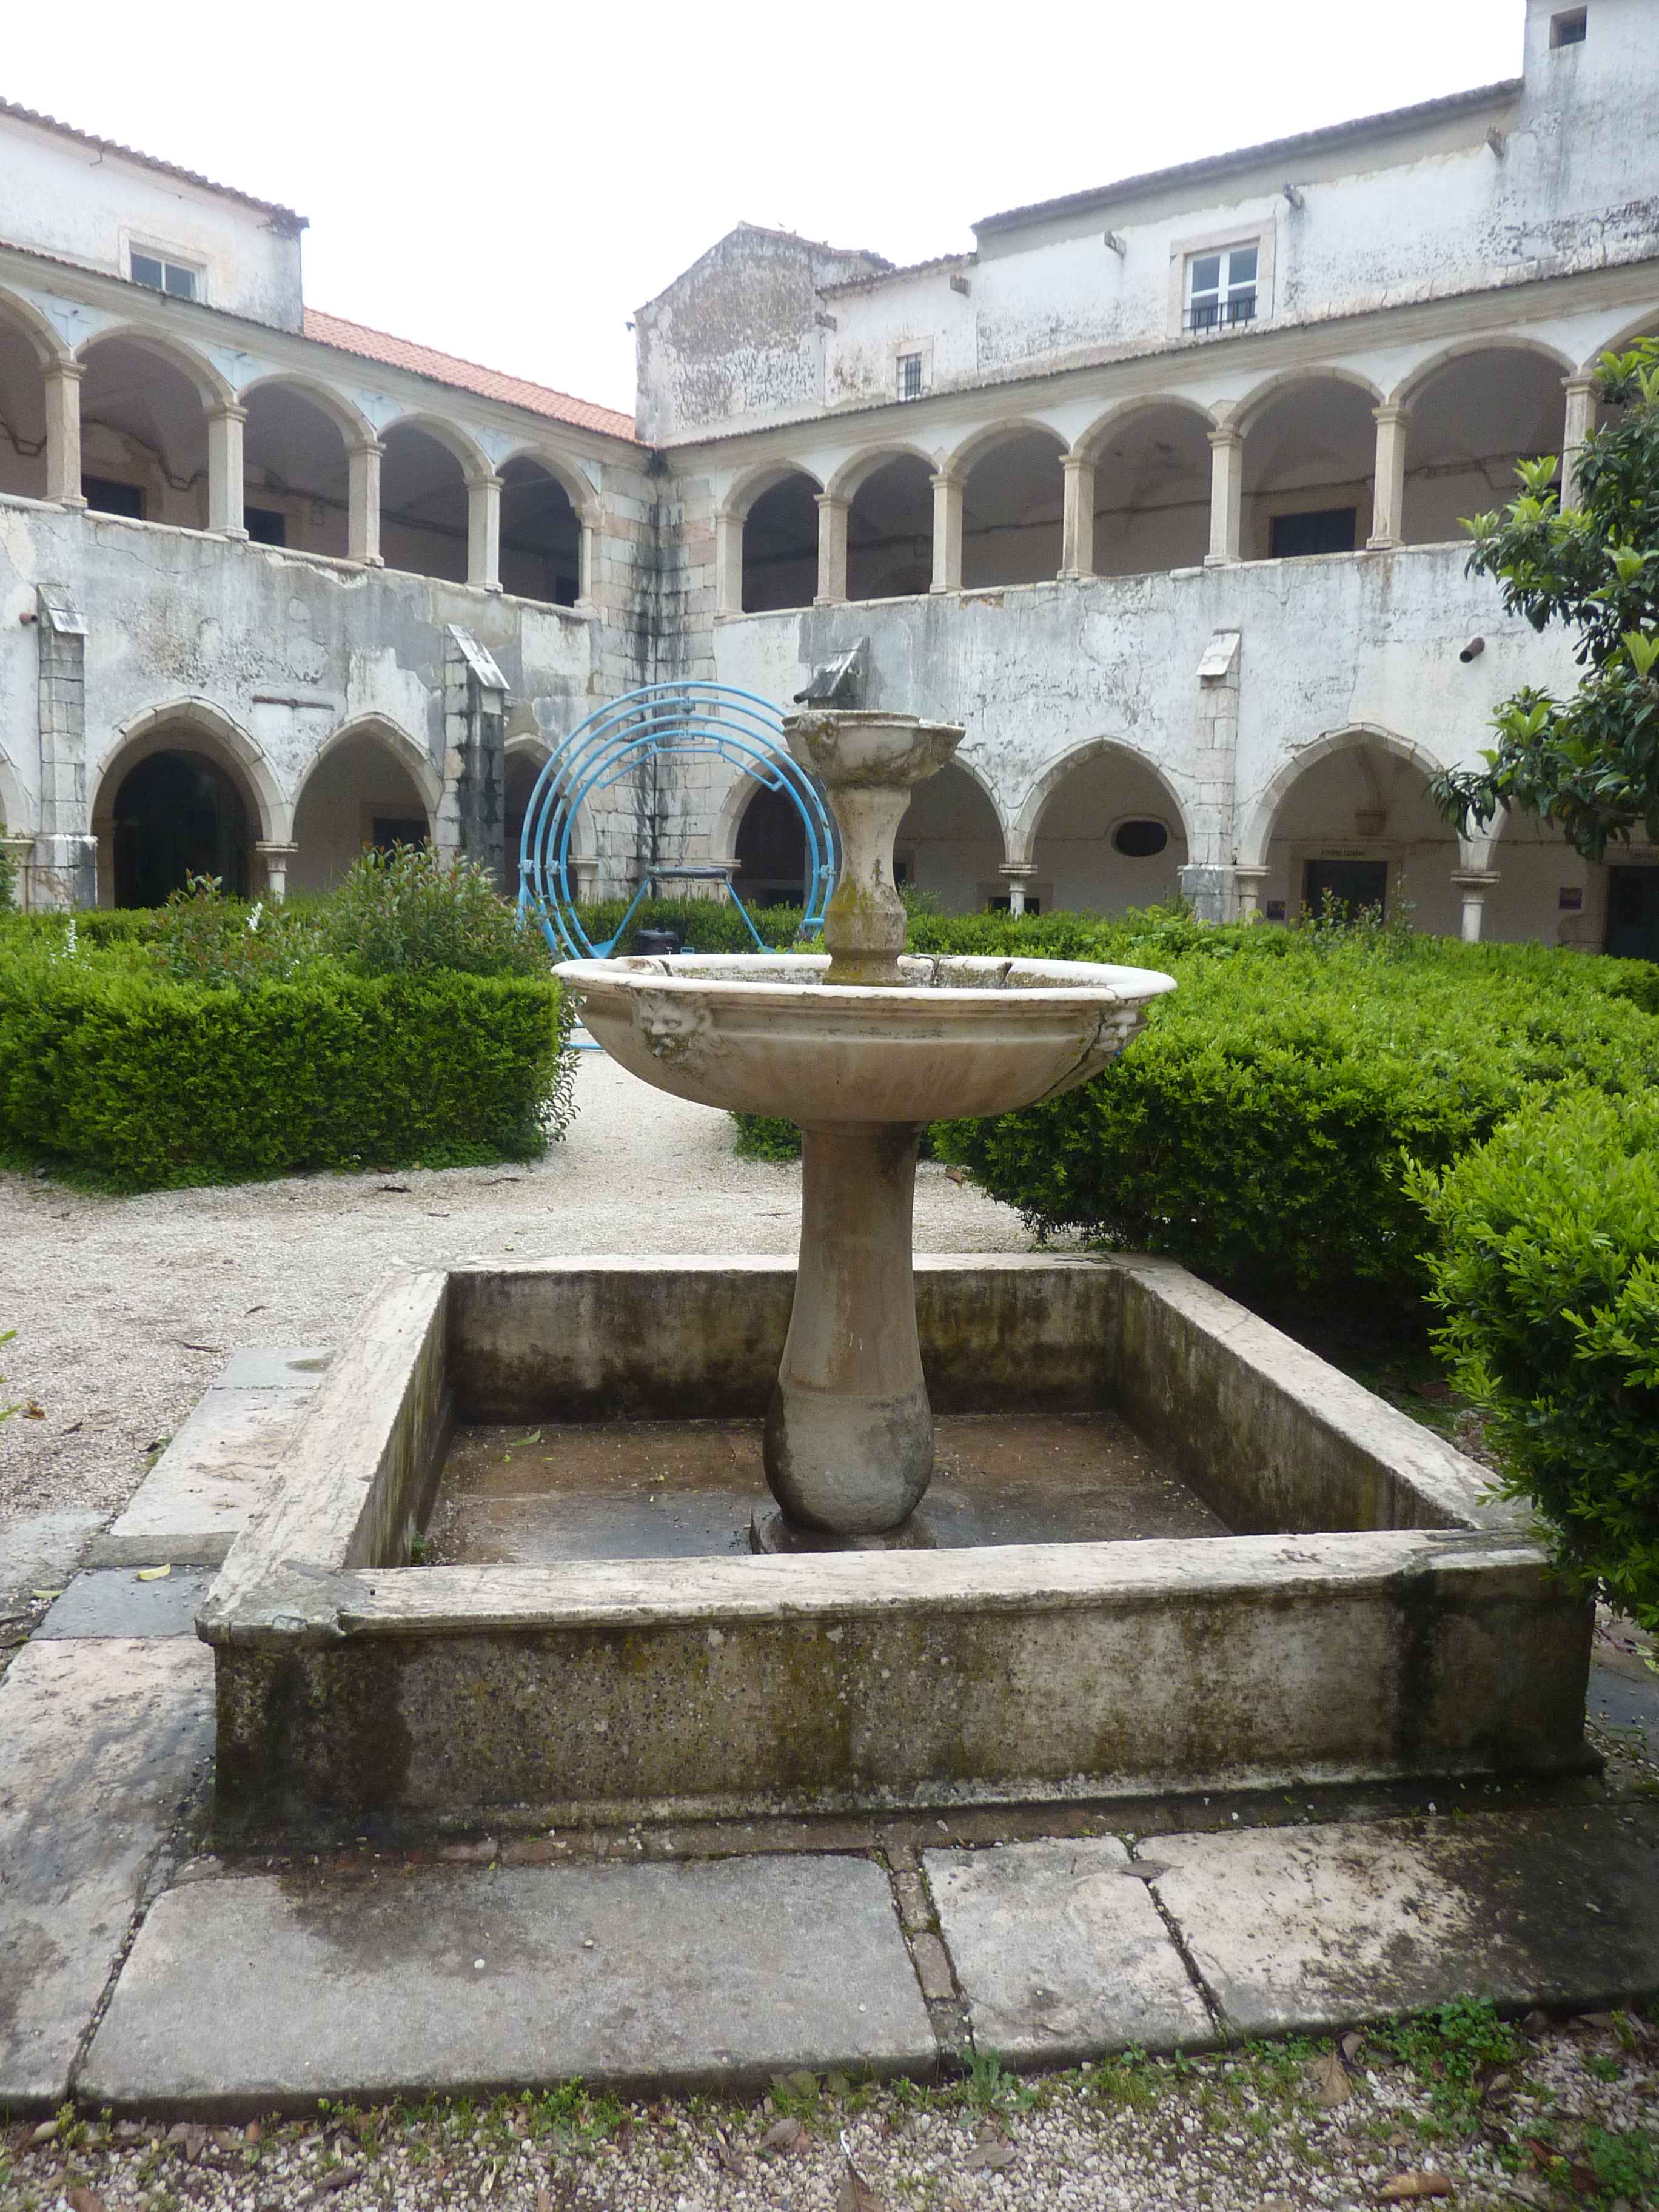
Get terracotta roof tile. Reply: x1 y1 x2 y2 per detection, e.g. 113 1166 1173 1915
303 309 638 443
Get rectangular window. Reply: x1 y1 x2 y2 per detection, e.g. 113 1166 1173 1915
1185 244 1258 333
1550 7 1587 44
244 506 286 546
369 817 429 855
82 475 145 519
1270 506 1357 558
130 250 199 300
897 352 925 401
987 895 1042 916
1304 858 1389 920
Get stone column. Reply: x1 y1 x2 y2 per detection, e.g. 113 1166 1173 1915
1205 427 1244 565
577 517 597 610
998 861 1038 915
1060 456 1096 580
440 626 509 887
467 471 503 592
34 588 94 909
43 363 85 509
348 438 383 565
207 404 247 538
1451 870 1500 943
1561 375 1598 511
1233 865 1270 919
930 471 963 593
1366 404 1409 549
814 494 848 605
255 841 300 901
714 506 743 615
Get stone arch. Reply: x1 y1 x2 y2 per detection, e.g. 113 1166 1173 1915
0 290 60 501
1393 341 1570 543
1235 370 1381 559
826 440 937 503
1389 334 1575 411
289 716 438 896
379 415 483 585
941 415 1068 481
497 454 586 605
375 411 491 478
723 457 826 522
737 467 825 613
497 443 598 525
1071 392 1216 465
1012 739 1192 916
1228 363 1385 436
894 756 1011 912
236 370 373 446
954 423 1068 589
1238 723 1450 870
843 451 936 602
92 699 281 905
1588 310 1659 371
75 323 234 409
0 283 74 369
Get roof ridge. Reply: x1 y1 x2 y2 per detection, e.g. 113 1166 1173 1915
0 95 304 228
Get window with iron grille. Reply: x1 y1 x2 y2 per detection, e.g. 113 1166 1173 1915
897 352 925 401
130 250 200 300
1185 244 1258 333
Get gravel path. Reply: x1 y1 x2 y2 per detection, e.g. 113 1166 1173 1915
4 2012 1655 2210
0 1054 1036 1524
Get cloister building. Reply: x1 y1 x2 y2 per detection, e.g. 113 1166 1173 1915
2 0 1657 956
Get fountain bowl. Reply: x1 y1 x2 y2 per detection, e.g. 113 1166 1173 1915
555 953 1178 1124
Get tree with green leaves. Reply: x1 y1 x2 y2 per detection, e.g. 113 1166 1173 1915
1432 339 1659 860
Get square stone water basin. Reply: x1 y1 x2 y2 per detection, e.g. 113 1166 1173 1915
200 1255 1593 1843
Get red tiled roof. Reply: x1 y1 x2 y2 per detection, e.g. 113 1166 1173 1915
0 96 305 229
303 308 638 443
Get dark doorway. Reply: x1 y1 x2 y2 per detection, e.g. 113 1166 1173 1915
1271 507 1357 558
736 785 807 904
370 816 428 854
1303 857 1387 918
1606 866 1659 961
112 750 251 906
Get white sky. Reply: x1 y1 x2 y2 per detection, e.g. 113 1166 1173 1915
5 0 1524 415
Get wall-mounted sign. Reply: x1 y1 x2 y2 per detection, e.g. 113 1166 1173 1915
1558 885 1584 911
1265 899 1287 922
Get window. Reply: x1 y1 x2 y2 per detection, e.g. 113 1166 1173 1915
1270 507 1356 558
1186 244 1258 333
988 894 1042 916
897 352 925 401
369 817 428 855
1112 819 1170 859
1550 7 1587 45
82 475 145 519
1304 859 1388 919
130 250 199 300
244 506 286 546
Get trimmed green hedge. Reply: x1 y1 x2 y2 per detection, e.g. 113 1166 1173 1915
0 954 571 1187
1413 1087 1659 1630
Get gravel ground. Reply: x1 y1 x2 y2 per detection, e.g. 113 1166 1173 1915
0 1054 1039 1524
4 2011 1656 2211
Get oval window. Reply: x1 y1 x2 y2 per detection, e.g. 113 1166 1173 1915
1113 819 1169 859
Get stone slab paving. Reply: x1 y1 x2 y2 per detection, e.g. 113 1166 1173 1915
89 1361 327 1570
80 1855 936 2116
0 1635 213 2111
0 1509 104 1603
36 1566 213 1640
924 1836 1214 2064
1149 1803 1659 2036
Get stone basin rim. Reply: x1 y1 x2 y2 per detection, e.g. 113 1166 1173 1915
555 951 1179 1009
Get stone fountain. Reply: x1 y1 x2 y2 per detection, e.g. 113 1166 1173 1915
555 711 1178 1552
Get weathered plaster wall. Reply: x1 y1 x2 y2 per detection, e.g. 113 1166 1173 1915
0 113 303 331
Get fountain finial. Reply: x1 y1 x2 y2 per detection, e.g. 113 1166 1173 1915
784 711 965 987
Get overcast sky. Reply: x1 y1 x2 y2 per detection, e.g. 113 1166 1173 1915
7 0 1524 415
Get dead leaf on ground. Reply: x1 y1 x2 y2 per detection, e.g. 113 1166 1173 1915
1483 2070 1515 2105
760 2116 805 2153
712 2134 745 2174
536 2185 551 2212
24 1400 44 1418
65 2188 106 2212
837 2156 885 2210
317 2165 364 2194
1309 2050 1352 2108
961 2137 1017 2171
1339 2029 1365 2062
245 2120 263 2143
1379 2173 1454 2201
1567 2162 1601 2195
377 1184 411 1194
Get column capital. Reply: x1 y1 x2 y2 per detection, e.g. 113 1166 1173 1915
1207 423 1244 451
209 401 249 424
1372 401 1409 425
348 435 386 459
1232 865 1270 883
254 841 300 858
998 862 1037 879
928 468 964 492
1061 452 1093 473
814 491 848 512
465 468 504 492
1561 372 1598 396
1449 870 1501 890
43 358 84 385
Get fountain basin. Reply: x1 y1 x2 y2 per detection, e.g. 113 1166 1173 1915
199 1254 1593 1844
555 954 1176 1123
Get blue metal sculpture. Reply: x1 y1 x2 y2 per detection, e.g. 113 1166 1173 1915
518 681 836 960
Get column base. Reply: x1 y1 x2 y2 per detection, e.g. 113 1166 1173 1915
750 1508 937 1555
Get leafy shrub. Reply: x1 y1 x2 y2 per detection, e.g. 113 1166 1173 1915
566 896 809 956
0 953 572 1188
0 825 13 911
321 846 549 978
150 875 320 987
1412 1085 1659 1629
929 931 1659 1313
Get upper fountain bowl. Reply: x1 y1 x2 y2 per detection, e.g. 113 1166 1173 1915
554 953 1178 1124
